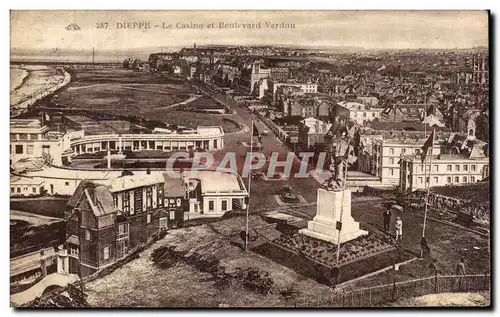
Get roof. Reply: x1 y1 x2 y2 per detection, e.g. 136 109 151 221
402 153 489 163
337 101 382 111
164 175 184 197
301 117 332 134
10 176 44 186
182 170 246 194
83 184 117 217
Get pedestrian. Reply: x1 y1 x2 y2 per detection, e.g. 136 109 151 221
429 258 438 276
383 209 391 233
455 257 466 291
455 257 466 275
395 216 403 241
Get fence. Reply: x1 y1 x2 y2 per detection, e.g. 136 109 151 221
296 274 490 307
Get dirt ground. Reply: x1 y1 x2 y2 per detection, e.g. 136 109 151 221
85 223 335 308
388 292 490 307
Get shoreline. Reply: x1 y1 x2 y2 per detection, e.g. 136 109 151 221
10 65 71 117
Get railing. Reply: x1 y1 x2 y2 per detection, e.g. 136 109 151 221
295 274 490 307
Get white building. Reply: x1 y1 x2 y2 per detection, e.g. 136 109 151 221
400 154 490 191
182 170 248 218
335 101 384 125
298 117 332 148
371 138 445 185
10 119 73 167
69 126 225 155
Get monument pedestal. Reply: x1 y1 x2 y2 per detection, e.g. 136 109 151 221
299 188 368 244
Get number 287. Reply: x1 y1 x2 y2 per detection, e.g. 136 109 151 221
96 22 108 29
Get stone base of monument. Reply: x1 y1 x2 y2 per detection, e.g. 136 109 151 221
299 188 368 245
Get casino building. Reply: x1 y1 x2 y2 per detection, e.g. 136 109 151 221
69 126 225 155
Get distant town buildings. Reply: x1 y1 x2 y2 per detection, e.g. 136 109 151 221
335 101 384 125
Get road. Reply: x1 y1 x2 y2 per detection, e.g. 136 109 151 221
192 81 322 210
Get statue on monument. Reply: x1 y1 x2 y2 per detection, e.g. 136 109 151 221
322 118 359 191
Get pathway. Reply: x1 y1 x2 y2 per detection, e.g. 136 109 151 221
11 273 79 306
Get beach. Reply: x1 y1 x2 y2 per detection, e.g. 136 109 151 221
10 64 71 115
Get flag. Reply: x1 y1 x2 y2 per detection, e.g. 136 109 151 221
420 130 434 163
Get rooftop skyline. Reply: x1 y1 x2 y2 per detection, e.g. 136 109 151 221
11 11 488 53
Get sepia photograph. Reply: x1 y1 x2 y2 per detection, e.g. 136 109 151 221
9 10 491 308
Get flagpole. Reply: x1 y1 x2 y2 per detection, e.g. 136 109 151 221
422 128 435 239
245 120 254 252
336 159 348 265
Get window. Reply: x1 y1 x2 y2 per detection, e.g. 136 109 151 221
17 187 21 193
158 187 164 207
433 177 438 184
85 229 91 241
103 246 110 260
127 191 134 215
160 217 168 230
471 176 476 182
113 195 118 208
123 193 130 212
462 176 467 183
208 200 215 211
11 187 14 193
389 158 394 165
70 247 79 256
390 168 394 176
118 223 129 239
418 177 423 184
420 165 424 172
447 176 452 184
372 112 375 117
147 213 151 224
15 145 23 154
363 112 367 117
447 165 452 171
426 177 430 184
434 165 439 172
455 177 460 183
389 148 394 155
463 165 468 172
26 145 34 155
32 187 36 193
146 187 153 209
170 211 175 220
65 181 70 186
221 200 228 211
471 165 476 172
455 165 460 172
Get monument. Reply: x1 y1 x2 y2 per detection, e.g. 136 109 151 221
299 124 368 244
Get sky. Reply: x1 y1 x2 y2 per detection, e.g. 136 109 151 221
10 10 489 53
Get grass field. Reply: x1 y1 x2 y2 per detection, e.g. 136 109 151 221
55 69 192 115
10 198 68 219
53 69 243 132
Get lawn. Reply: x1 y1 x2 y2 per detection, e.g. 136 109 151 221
54 68 195 119
10 198 68 219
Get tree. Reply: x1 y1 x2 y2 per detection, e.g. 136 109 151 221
123 59 130 69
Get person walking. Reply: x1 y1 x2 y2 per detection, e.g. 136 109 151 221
455 257 466 291
395 216 403 242
383 209 391 233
